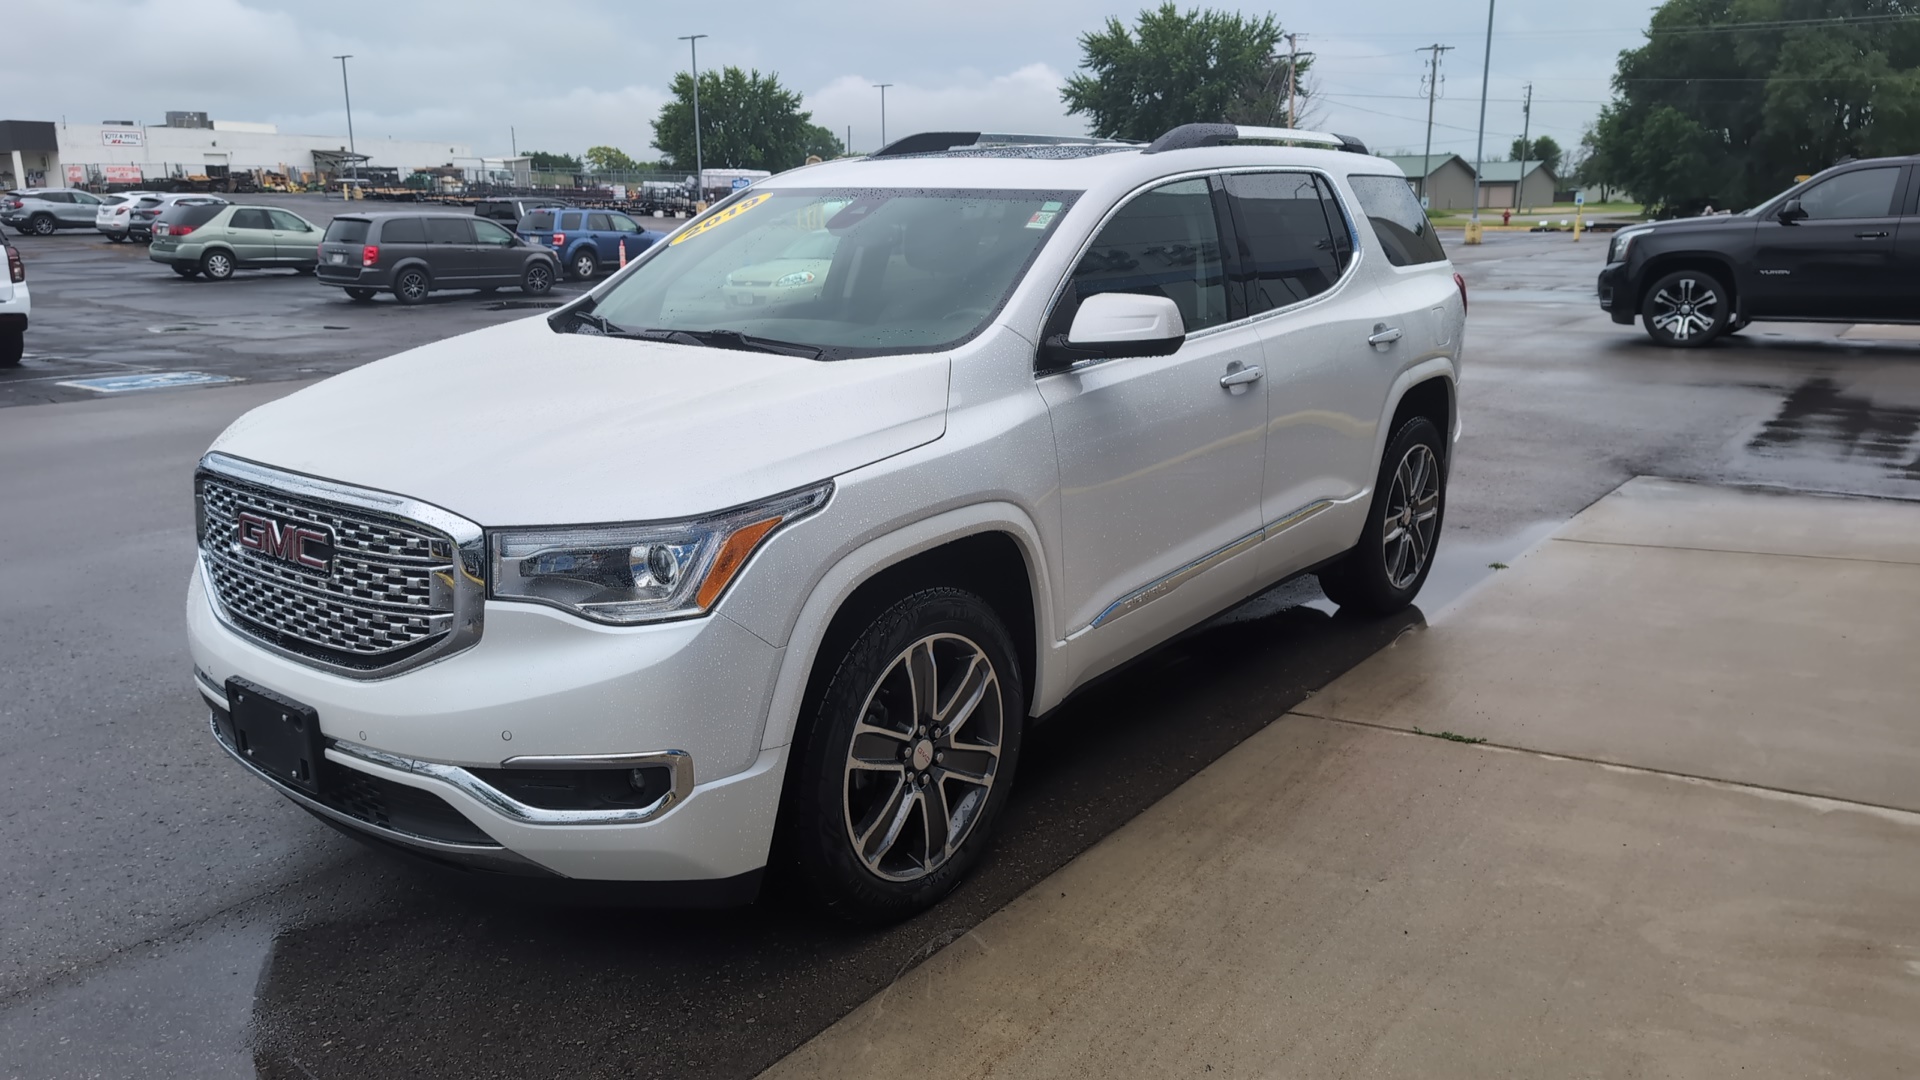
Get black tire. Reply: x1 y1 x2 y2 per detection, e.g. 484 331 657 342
294 265 315 275
1317 416 1447 616
344 287 378 302
784 587 1025 924
105 233 124 243
172 265 199 278
1641 268 1729 348
521 261 554 295
568 248 598 281
199 249 235 280
392 267 429 305
0 328 22 368
28 215 56 236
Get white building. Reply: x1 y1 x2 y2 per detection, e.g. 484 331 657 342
1 117 472 188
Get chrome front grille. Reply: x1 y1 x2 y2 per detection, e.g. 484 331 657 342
196 456 485 677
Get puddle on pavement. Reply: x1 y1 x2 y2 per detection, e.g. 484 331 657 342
1749 376 1920 479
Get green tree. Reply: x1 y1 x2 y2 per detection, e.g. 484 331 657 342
584 145 641 173
1061 4 1312 141
802 123 846 160
1588 0 1920 213
651 67 817 171
1507 135 1563 174
526 150 581 171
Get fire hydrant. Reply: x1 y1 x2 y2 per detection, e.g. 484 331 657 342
1501 208 1511 226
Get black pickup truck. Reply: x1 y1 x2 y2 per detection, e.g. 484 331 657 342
1598 155 1920 347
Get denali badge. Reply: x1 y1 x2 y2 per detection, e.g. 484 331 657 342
235 511 334 572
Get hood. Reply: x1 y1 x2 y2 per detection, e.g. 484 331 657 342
1618 213 1752 238
209 316 952 525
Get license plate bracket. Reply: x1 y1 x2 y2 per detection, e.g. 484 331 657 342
225 677 326 794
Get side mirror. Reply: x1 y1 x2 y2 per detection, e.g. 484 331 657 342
1777 198 1806 224
1039 292 1186 369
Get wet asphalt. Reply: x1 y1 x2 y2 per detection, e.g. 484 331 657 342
3 228 1919 1079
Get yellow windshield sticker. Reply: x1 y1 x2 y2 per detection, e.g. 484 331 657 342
670 192 773 246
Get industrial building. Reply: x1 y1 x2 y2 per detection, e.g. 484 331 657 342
0 113 472 190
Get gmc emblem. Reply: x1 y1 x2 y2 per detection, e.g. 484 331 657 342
235 511 334 572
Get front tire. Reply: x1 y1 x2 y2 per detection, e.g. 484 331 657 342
785 588 1024 923
344 287 377 301
0 328 22 367
200 250 235 280
521 261 553 295
28 215 56 236
392 267 429 305
1318 416 1446 615
1641 268 1729 348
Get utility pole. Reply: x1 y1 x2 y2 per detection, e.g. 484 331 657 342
1468 0 1496 243
678 34 708 197
332 55 356 192
846 125 852 156
873 84 894 147
510 126 516 157
1418 43 1454 206
1515 82 1532 214
1284 33 1303 128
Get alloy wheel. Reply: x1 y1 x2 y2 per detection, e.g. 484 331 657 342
524 264 552 294
203 252 232 279
1649 276 1719 341
30 216 55 236
399 271 427 301
842 633 1003 883
1382 443 1440 590
572 253 596 279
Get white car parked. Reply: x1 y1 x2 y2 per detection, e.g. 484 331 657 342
0 232 27 365
96 191 161 241
186 124 1466 920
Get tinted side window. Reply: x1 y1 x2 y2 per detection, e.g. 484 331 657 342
522 210 554 231
1315 176 1355 271
324 219 370 244
229 208 271 230
1346 174 1448 266
472 219 516 245
267 209 309 231
424 217 471 244
587 212 613 230
1065 178 1230 334
1223 171 1343 312
1797 167 1899 219
559 212 584 230
380 217 426 244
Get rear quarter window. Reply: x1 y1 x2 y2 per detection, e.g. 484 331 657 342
324 219 370 245
522 210 555 231
1345 174 1448 267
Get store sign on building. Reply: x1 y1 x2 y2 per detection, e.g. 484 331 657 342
104 164 144 183
101 128 145 147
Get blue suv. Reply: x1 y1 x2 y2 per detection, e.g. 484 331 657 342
516 208 666 280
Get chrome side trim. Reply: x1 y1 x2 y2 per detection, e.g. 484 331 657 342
502 750 697 807
1070 494 1362 638
329 741 696 827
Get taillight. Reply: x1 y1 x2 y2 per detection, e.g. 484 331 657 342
4 199 20 210
362 244 379 267
171 225 194 237
1454 272 1468 314
552 232 564 246
7 247 23 284
115 206 129 215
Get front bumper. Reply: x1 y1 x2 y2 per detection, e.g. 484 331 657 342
1597 262 1634 324
186 563 792 882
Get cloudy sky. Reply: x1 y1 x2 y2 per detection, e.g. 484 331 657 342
3 0 1661 163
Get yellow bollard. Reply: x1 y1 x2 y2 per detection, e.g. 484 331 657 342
1463 218 1484 245
1573 209 1583 242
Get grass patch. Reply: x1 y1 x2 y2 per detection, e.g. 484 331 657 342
1413 726 1488 745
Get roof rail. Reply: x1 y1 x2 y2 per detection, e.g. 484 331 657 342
1143 124 1370 156
868 131 1137 158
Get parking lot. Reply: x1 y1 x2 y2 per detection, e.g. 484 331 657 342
3 226 1920 1079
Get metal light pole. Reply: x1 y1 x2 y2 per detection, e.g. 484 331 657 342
1467 0 1496 244
333 54 357 193
1418 44 1453 206
678 34 708 199
1515 82 1532 214
873 84 893 147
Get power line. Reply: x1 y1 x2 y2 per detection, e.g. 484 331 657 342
1305 12 1920 39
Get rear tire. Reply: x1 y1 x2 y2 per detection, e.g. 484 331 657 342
784 588 1024 924
1317 416 1447 615
0 328 22 368
568 248 598 281
172 265 198 278
200 249 235 280
393 267 429 305
345 287 377 301
28 215 55 236
521 261 553 295
1641 268 1729 348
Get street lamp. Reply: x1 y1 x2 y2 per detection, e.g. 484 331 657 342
873 83 893 148
332 54 357 192
679 34 708 199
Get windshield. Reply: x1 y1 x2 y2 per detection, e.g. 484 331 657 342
581 187 1079 359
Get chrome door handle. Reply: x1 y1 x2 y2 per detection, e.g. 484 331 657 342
1219 362 1263 394
1855 231 1889 239
1368 324 1402 346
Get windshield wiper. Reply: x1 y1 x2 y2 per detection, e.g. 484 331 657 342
568 311 626 336
621 328 823 360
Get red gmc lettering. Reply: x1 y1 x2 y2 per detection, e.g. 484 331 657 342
234 511 329 570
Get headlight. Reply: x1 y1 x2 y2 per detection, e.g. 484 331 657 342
488 482 831 624
1609 229 1645 264
774 270 816 287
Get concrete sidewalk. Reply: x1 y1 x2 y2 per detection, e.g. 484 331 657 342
762 478 1920 1079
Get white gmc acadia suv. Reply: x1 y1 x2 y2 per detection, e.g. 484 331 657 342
187 124 1465 921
